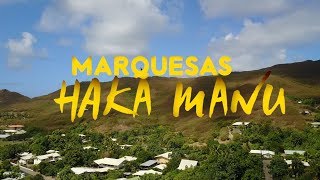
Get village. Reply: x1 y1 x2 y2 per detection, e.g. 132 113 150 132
1 118 319 179
0 98 320 179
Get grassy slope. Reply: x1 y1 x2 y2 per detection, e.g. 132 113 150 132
0 60 319 140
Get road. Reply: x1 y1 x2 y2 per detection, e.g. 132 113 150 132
263 160 273 180
11 162 56 180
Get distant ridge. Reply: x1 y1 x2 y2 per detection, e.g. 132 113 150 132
0 89 30 106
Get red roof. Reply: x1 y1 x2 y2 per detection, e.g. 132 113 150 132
7 125 24 128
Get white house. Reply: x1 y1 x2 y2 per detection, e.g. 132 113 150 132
119 156 137 162
232 122 250 127
83 146 98 150
155 152 172 164
133 170 162 176
0 134 10 139
249 150 275 158
34 152 61 165
154 164 167 170
119 144 133 149
285 160 310 167
284 150 305 156
71 167 114 175
18 152 34 165
310 122 320 128
177 159 198 170
94 158 125 168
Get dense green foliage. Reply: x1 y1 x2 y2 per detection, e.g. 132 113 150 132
0 122 319 179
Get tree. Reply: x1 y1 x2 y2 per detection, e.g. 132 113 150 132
269 156 289 179
291 156 305 177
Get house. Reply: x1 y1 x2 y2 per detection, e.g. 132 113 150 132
120 156 137 162
3 129 26 135
285 160 310 167
133 169 162 176
301 110 311 115
119 144 133 149
155 152 172 164
310 122 320 128
18 152 34 165
71 167 114 175
46 150 59 154
232 122 250 127
249 150 275 158
154 164 167 171
140 160 158 169
177 159 198 170
83 146 98 150
34 152 61 165
0 134 10 139
7 125 24 130
298 101 302 104
94 158 125 168
284 150 305 156
111 138 117 142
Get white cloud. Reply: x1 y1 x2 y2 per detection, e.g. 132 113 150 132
202 1 320 70
38 0 182 55
199 0 299 18
6 32 46 68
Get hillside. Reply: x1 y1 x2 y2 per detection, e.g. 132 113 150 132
0 89 30 105
0 60 319 139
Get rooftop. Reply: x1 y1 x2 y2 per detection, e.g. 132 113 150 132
140 160 157 167
285 160 310 167
250 150 275 155
36 152 60 160
8 125 24 128
232 122 250 126
177 159 198 170
120 156 137 162
71 167 114 175
154 164 167 170
94 158 125 166
284 150 305 155
155 152 172 159
133 170 162 176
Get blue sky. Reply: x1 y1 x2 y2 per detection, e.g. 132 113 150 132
0 0 319 97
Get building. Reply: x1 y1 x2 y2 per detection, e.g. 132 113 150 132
154 164 167 171
34 152 61 165
119 144 133 149
285 160 310 167
301 110 311 115
133 170 162 176
83 146 98 150
120 156 137 162
0 134 10 139
155 152 172 164
177 159 198 170
140 160 158 169
2 129 26 135
71 167 114 175
284 150 305 156
249 150 275 158
94 158 125 168
232 122 250 127
18 152 34 165
7 125 24 130
310 122 320 128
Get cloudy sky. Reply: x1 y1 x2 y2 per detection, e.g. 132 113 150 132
0 0 320 97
